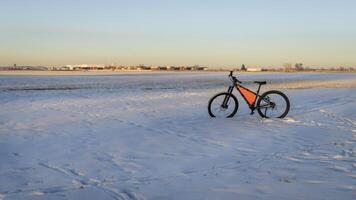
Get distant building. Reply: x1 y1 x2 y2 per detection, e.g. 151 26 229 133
151 66 168 70
150 65 160 70
136 65 151 70
247 67 262 72
188 65 208 71
62 64 105 70
167 66 180 70
65 65 74 70
196 66 208 71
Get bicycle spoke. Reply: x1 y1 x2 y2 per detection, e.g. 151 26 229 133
210 94 236 117
264 94 287 118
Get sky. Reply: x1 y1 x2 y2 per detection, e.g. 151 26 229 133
0 0 355 67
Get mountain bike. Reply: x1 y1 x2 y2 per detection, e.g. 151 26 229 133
208 71 290 118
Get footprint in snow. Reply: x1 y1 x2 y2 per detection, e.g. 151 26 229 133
30 191 44 196
329 165 350 173
283 117 300 123
304 180 324 184
337 184 356 191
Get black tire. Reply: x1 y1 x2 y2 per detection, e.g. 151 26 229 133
257 90 290 118
208 93 239 118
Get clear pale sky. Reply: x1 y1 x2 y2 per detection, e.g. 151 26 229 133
0 0 355 67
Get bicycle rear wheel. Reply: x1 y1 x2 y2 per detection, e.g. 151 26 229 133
208 93 239 118
257 90 290 118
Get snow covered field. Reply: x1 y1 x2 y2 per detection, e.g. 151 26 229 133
0 72 355 200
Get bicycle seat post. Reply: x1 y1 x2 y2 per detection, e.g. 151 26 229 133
256 83 263 96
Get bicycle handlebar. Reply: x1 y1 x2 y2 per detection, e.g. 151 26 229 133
228 71 242 83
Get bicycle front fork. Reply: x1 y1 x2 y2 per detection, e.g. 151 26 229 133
222 85 234 108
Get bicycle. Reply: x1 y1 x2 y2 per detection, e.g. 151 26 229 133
208 71 290 118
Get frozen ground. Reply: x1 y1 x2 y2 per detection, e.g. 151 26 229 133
0 72 355 200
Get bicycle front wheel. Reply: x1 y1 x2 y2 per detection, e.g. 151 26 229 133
257 90 290 118
208 93 239 118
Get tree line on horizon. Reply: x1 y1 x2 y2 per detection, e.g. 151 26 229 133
0 63 355 72
236 63 355 72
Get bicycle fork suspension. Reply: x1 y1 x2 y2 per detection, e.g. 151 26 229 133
222 86 234 108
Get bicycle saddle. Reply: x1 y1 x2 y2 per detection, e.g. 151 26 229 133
254 81 266 85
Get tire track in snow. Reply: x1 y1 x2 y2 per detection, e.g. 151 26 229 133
37 161 141 200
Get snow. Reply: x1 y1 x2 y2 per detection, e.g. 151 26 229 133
0 72 355 200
